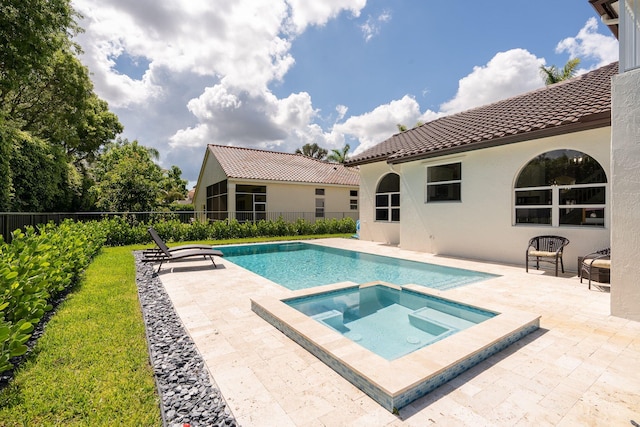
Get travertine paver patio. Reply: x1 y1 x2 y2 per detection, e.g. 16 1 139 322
156 238 640 426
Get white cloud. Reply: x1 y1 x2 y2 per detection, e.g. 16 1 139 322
555 17 619 70
440 49 545 114
285 0 366 34
360 10 392 42
333 95 430 154
72 0 368 181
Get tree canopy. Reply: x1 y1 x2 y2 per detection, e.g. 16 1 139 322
540 58 581 85
295 143 328 160
326 144 350 164
91 139 188 212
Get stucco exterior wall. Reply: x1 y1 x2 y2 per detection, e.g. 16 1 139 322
264 182 356 215
358 162 402 245
611 68 640 321
359 127 611 269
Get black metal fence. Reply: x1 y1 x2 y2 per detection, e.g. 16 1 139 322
0 211 359 242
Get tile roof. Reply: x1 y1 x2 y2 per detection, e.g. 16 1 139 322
207 145 359 186
346 62 617 166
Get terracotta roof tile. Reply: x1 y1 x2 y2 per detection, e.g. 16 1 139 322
207 145 359 186
347 62 616 165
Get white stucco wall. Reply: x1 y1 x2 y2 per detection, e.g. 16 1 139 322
360 127 611 270
611 67 640 321
358 162 401 245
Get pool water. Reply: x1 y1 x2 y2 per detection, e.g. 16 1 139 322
286 284 496 360
217 242 497 290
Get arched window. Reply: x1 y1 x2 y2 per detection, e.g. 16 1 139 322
376 173 400 222
514 149 607 227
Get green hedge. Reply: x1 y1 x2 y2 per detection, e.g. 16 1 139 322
101 216 357 246
0 220 106 373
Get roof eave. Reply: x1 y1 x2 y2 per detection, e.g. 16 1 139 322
388 113 611 165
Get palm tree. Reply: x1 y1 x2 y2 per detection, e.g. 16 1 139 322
295 143 328 160
540 58 581 85
327 144 350 164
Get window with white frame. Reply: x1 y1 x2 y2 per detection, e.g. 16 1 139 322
375 173 400 222
514 149 607 227
426 162 461 202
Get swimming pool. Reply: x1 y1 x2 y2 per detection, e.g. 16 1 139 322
286 283 497 360
252 281 540 412
217 242 497 290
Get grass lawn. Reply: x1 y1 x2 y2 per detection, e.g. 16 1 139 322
0 234 351 426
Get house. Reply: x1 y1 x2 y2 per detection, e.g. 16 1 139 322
346 62 616 271
347 0 640 321
192 144 360 223
591 0 640 321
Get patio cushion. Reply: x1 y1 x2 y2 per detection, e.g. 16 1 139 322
528 250 559 257
583 259 611 269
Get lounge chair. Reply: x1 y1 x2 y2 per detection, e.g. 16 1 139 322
142 227 223 272
143 227 213 257
526 235 570 277
580 248 611 289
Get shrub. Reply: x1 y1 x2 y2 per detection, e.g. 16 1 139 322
0 220 106 373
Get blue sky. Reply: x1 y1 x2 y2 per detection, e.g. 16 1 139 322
72 0 618 186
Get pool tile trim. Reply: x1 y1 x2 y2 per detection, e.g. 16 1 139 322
251 281 540 412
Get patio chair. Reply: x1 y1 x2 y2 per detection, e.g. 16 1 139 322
526 235 570 277
580 247 611 289
142 227 223 272
143 226 213 257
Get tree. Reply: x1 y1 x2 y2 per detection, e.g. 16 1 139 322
0 0 79 101
7 128 72 211
91 139 164 212
160 165 188 205
7 49 123 164
540 58 581 85
295 143 328 160
327 144 350 164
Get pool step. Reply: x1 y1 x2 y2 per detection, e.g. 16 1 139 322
409 307 477 330
312 310 349 333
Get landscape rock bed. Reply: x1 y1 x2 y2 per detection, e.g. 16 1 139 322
135 253 238 427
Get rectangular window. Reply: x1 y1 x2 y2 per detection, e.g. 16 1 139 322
350 199 358 210
515 208 552 225
426 163 461 202
350 190 358 197
315 188 325 196
315 198 325 218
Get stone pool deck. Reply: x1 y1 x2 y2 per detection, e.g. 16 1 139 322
156 238 640 426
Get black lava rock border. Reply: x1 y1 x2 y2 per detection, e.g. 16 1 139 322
135 252 238 427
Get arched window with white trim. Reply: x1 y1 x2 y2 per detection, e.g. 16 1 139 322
375 173 400 222
514 149 607 227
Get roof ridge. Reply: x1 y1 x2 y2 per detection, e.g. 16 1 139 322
208 143 347 165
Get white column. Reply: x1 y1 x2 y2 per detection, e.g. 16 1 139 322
611 67 640 321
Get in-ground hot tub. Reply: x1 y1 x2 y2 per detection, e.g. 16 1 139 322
252 281 540 412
